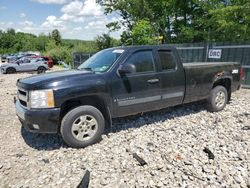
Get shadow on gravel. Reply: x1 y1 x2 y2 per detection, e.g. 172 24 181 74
21 126 67 150
107 101 206 134
20 101 206 150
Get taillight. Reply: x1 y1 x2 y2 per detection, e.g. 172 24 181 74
240 67 244 81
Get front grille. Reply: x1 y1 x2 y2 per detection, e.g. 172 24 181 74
19 89 26 96
20 100 27 107
18 88 28 107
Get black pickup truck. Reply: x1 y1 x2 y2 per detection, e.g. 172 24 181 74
15 46 242 148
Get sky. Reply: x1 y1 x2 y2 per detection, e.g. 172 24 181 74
0 0 123 40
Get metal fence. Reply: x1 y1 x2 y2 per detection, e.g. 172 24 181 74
73 42 250 87
72 52 95 69
170 42 250 88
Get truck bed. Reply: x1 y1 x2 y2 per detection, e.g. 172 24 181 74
183 62 241 104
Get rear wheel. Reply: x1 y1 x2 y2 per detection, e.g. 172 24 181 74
37 66 46 74
60 105 105 148
6 67 16 74
207 86 228 112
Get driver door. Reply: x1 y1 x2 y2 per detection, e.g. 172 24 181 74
111 49 162 117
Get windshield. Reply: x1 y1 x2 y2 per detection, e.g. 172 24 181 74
78 49 124 72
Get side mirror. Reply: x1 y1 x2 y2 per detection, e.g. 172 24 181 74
118 64 136 76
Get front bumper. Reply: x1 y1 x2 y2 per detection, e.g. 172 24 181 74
15 100 61 133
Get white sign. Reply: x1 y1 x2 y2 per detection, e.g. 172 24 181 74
232 69 239 74
208 49 222 59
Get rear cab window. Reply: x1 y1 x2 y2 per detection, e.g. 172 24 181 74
158 50 176 71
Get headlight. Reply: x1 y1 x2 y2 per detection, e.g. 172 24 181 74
29 89 55 108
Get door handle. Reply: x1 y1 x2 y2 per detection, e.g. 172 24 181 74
147 78 159 84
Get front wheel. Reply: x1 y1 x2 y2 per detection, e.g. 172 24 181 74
6 67 16 74
207 86 228 112
60 105 105 148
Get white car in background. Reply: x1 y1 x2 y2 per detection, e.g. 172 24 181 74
0 59 48 74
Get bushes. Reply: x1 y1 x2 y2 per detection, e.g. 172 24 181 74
0 29 98 67
45 46 72 66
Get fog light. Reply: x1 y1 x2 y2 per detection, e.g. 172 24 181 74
32 124 40 130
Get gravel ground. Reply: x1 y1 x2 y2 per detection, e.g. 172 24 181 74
0 70 249 188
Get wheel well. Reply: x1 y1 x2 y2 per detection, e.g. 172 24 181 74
7 67 16 71
213 78 231 93
38 66 46 70
60 96 111 127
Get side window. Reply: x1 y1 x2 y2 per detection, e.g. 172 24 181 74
124 50 155 73
158 50 176 71
18 60 28 64
23 59 30 64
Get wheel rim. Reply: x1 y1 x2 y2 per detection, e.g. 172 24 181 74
71 115 98 141
215 91 226 108
38 68 45 73
8 69 15 74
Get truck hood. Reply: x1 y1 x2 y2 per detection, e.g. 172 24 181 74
17 70 94 90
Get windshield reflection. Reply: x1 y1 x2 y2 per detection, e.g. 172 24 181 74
78 49 124 72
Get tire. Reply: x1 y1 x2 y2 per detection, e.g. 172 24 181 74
60 105 105 148
6 67 16 74
207 86 228 112
37 66 46 74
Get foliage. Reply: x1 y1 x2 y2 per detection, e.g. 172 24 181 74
72 41 98 53
106 22 121 32
0 28 120 64
45 45 72 66
51 29 62 46
0 29 101 65
131 20 157 45
1 0 249 63
101 0 250 43
95 33 120 50
207 1 250 41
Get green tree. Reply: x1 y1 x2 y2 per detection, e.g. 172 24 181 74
101 0 173 42
0 29 16 51
7 28 15 35
95 33 114 50
51 29 62 46
100 0 250 43
206 1 250 41
73 42 98 53
35 34 48 52
131 20 157 45
45 45 71 64
0 28 103 67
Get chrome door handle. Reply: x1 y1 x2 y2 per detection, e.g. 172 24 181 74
147 79 159 84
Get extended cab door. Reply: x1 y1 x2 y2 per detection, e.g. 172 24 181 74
156 48 185 107
111 49 162 117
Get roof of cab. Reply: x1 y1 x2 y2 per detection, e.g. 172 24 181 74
111 45 176 51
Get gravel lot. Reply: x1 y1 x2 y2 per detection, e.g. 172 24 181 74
0 70 249 188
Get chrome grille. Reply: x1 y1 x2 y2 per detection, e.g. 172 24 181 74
18 88 28 107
